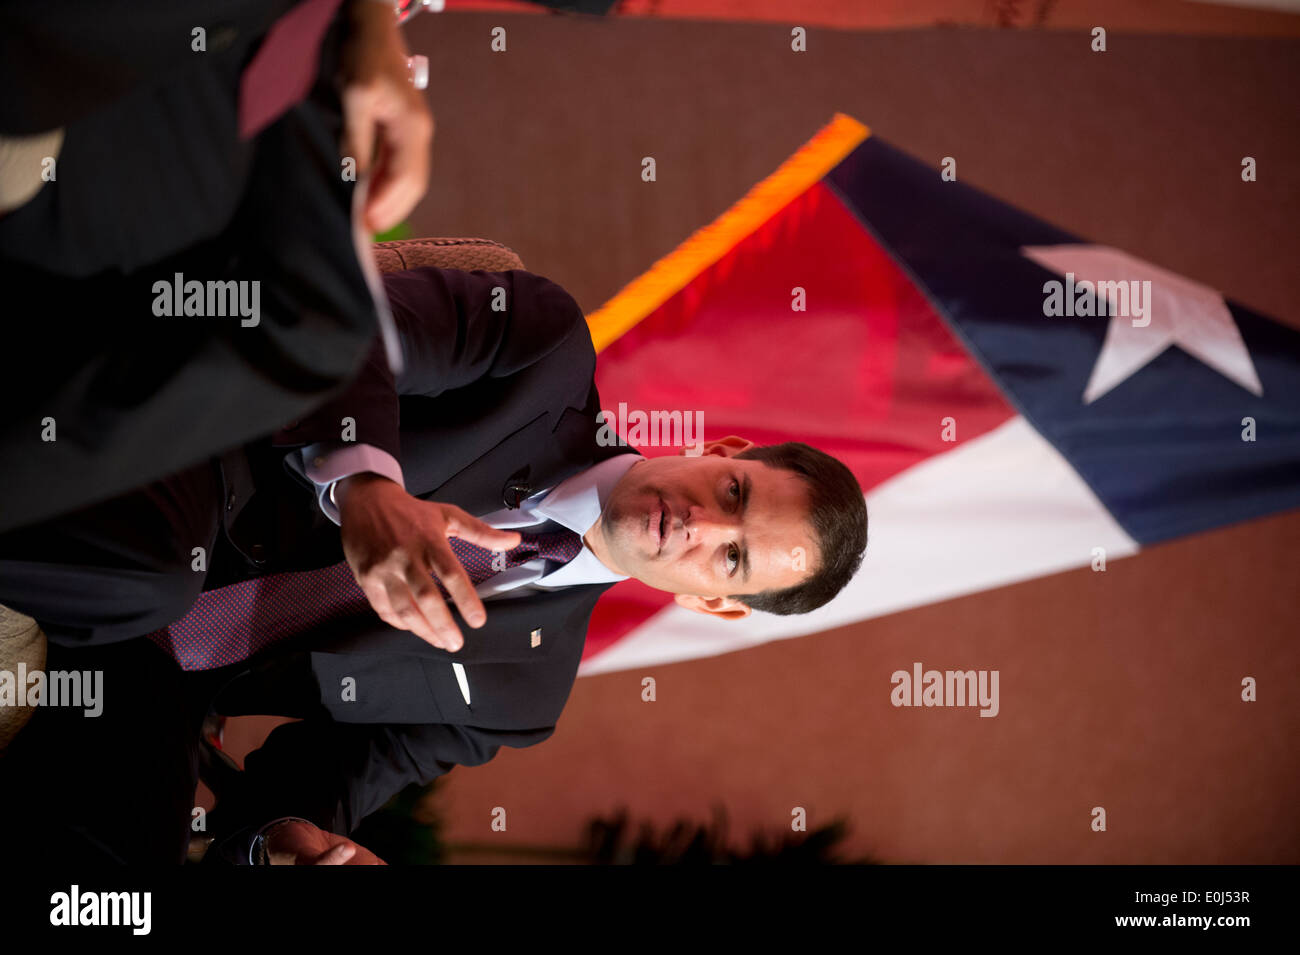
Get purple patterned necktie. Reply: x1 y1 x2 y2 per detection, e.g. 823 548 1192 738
149 527 583 671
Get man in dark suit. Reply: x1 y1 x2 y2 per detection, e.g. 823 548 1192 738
0 265 868 864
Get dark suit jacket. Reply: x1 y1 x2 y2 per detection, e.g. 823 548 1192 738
208 266 630 838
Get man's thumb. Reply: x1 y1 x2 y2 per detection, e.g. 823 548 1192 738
342 97 375 177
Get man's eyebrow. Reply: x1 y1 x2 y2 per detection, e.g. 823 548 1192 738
740 473 752 584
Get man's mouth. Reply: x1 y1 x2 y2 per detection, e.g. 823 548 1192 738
654 499 670 554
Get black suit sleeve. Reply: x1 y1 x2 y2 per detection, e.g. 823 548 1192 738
282 268 589 464
218 716 554 842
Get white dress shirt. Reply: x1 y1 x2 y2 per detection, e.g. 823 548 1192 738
469 451 642 596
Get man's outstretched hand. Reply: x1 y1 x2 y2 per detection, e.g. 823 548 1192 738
337 474 521 651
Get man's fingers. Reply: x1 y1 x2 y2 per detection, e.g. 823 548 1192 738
341 89 376 178
364 107 432 232
445 508 522 552
353 547 469 651
426 540 487 636
412 586 463 651
365 166 420 233
361 570 445 649
312 843 357 866
357 578 396 627
401 560 465 650
382 575 449 648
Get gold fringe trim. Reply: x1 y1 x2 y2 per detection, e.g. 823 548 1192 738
587 113 870 353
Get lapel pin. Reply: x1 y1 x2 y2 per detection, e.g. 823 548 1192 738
530 628 542 648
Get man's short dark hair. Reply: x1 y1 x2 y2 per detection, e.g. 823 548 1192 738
730 442 867 615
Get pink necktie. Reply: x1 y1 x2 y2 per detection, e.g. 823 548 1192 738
149 528 583 671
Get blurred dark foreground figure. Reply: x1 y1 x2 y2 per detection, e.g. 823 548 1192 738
0 0 432 533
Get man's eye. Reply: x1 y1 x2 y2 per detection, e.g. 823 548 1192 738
728 479 740 500
726 544 739 575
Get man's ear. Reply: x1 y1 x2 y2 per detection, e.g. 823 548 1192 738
673 592 752 620
681 434 754 459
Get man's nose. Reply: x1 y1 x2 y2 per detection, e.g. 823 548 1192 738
683 506 740 542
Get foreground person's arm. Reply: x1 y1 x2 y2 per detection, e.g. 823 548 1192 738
206 719 553 864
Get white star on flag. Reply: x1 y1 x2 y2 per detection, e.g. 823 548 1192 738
1021 245 1264 404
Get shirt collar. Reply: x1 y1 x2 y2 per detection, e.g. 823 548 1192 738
532 452 643 536
527 453 643 588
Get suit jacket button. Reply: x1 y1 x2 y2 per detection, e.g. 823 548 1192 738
503 481 532 509
249 543 266 563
